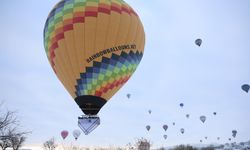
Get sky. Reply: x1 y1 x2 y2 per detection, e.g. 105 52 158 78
0 0 250 148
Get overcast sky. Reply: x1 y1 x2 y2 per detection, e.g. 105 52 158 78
0 0 250 148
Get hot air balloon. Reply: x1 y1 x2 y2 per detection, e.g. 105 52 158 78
232 130 237 138
200 116 206 123
163 125 168 131
146 125 151 131
217 137 220 140
61 130 69 140
148 110 152 114
163 135 167 140
200 140 203 143
73 129 81 140
205 136 208 140
186 114 190 118
242 84 250 93
126 94 131 99
180 128 185 134
195 39 202 47
180 103 184 108
173 122 175 126
213 112 217 115
44 0 145 135
228 138 231 141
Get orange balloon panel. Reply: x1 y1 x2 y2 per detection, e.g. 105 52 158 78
44 0 145 115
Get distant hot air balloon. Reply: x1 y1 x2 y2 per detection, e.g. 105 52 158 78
195 39 202 47
173 122 176 126
73 129 81 140
146 125 151 131
241 84 250 93
44 0 145 135
232 130 237 138
163 125 168 131
127 94 131 99
186 114 190 118
217 137 220 140
229 138 231 141
200 116 206 123
163 135 167 140
180 128 185 134
61 130 69 140
148 110 152 114
180 103 184 108
200 140 203 143
205 137 208 140
213 112 217 115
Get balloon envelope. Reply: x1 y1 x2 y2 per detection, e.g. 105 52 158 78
148 110 152 114
232 130 237 138
44 0 145 116
213 112 217 115
186 114 190 118
163 135 167 140
163 125 168 131
61 130 69 140
146 125 151 131
127 94 131 99
73 129 81 140
200 116 206 123
180 128 185 134
195 39 202 46
242 84 250 93
180 103 184 108
173 122 175 126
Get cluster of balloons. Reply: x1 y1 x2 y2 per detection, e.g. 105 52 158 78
60 130 81 140
145 102 238 142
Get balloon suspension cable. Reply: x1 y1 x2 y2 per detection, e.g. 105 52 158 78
78 115 100 135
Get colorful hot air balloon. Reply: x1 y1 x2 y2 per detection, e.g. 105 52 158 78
163 125 168 131
73 129 81 140
61 130 69 140
242 84 250 93
44 0 145 135
195 39 202 47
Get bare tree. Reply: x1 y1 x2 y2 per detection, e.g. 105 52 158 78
0 102 29 150
9 131 26 150
43 138 57 150
0 136 11 150
0 102 17 131
136 138 151 150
